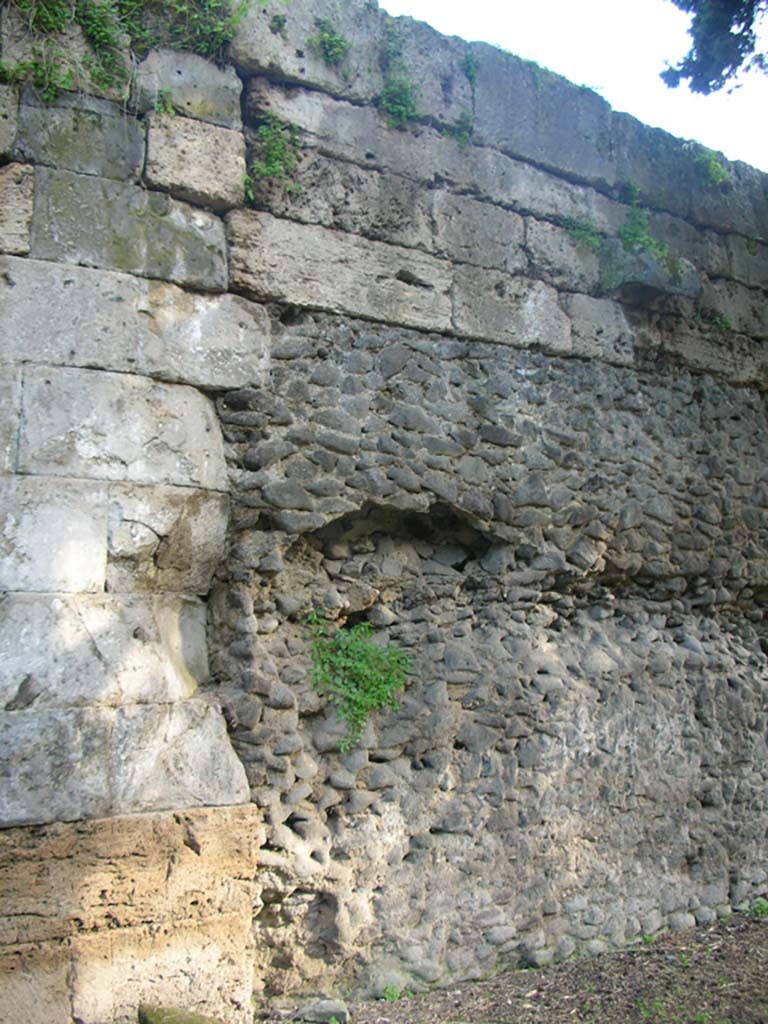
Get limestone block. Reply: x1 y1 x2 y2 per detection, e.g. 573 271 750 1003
563 294 636 367
0 593 209 711
0 946 70 1024
0 162 33 254
430 191 526 273
145 114 245 210
107 484 229 594
471 43 615 187
598 237 701 305
0 366 21 474
0 256 270 389
132 49 243 128
30 168 228 291
14 92 145 180
18 366 228 490
452 268 572 354
0 699 249 826
700 278 768 340
253 148 433 253
656 321 768 387
0 83 18 156
227 210 453 333
0 476 107 593
525 218 601 292
231 0 383 102
111 701 250 815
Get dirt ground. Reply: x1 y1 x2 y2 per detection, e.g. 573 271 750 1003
345 913 767 1024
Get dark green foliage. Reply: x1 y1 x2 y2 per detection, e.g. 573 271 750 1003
379 76 417 129
247 112 301 196
562 217 603 253
445 110 473 150
306 613 410 753
460 49 478 88
617 184 683 283
308 17 350 67
661 0 767 94
692 146 731 188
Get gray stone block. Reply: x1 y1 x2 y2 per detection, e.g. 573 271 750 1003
0 476 107 593
0 83 18 156
18 365 228 490
0 593 209 711
14 91 145 180
30 168 228 291
132 49 243 128
431 190 526 273
107 484 229 594
227 210 453 333
0 162 33 255
563 294 636 367
145 113 245 210
0 366 21 474
0 255 270 389
452 267 572 353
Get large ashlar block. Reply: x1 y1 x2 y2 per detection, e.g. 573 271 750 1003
471 42 615 187
452 267 572 354
0 83 18 156
18 365 228 490
14 91 145 181
430 191 526 273
0 161 33 255
30 168 228 291
0 255 270 389
0 806 262 1023
700 277 768 341
562 294 636 367
525 218 601 292
0 365 21 474
132 49 243 129
0 700 249 826
0 593 209 712
145 113 245 211
228 209 453 332
0 476 108 593
231 0 384 102
107 484 229 594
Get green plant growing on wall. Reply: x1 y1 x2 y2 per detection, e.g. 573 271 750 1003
247 112 301 195
376 18 418 130
445 110 474 150
617 184 683 283
306 612 410 753
562 217 603 253
460 49 478 89
693 146 730 189
0 0 264 100
695 308 733 332
307 17 350 68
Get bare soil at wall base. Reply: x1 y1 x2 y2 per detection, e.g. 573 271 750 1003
341 914 768 1024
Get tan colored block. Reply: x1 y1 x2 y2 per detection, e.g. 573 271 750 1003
145 114 245 211
0 162 33 255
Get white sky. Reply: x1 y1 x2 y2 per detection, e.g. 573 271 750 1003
380 0 768 172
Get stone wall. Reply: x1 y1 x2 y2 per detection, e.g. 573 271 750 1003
1 0 767 1018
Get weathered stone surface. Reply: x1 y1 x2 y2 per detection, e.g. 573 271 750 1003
227 210 453 332
471 43 615 186
0 256 270 389
700 277 768 340
452 268 572 352
108 484 229 594
0 161 33 254
563 294 636 366
0 366 21 474
30 168 228 290
526 217 601 292
0 699 249 826
431 190 526 273
0 83 18 156
145 114 245 211
231 0 383 102
599 237 701 305
14 91 145 180
18 366 228 490
654 319 768 387
0 593 207 710
132 49 243 128
139 1006 225 1024
0 476 107 593
0 806 262 1023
